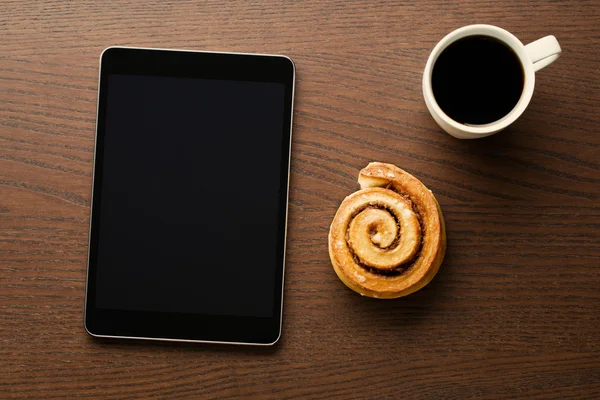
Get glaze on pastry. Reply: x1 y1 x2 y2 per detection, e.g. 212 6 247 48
328 162 446 298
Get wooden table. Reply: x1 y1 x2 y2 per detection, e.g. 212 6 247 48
2 1 599 398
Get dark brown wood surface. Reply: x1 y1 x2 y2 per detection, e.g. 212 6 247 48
1 1 599 398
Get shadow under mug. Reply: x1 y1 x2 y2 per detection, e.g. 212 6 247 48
422 24 561 139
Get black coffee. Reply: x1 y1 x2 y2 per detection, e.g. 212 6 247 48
432 35 524 125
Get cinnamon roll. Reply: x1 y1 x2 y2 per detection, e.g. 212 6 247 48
328 162 446 298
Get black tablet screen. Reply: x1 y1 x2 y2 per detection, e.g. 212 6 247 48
95 74 285 318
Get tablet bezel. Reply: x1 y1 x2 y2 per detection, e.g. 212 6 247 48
84 47 295 345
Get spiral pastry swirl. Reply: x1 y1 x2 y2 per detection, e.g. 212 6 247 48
328 162 446 298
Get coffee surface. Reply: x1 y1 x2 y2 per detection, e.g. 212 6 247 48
432 35 524 125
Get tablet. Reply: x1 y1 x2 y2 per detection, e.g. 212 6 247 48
84 47 295 345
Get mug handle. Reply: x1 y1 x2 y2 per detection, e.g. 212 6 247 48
525 35 562 72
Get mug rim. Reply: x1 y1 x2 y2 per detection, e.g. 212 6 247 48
423 24 535 136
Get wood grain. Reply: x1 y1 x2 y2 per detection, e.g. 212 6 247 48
1 0 599 398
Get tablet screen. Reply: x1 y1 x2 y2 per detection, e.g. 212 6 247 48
96 74 285 317
85 48 294 344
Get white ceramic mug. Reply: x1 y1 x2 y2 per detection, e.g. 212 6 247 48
422 24 561 139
